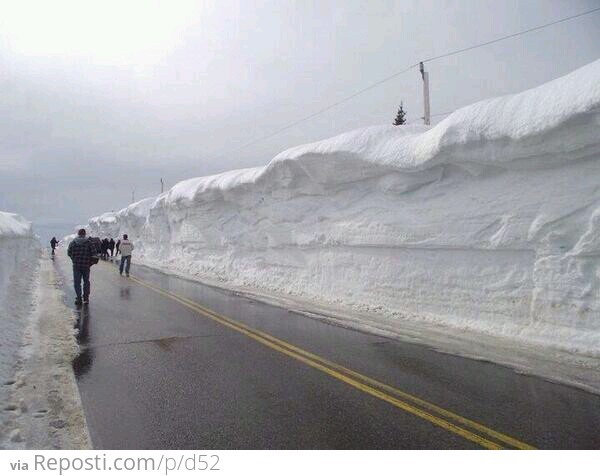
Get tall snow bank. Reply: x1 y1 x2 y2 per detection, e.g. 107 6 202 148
88 60 600 356
0 212 37 310
59 234 77 247
0 212 33 238
0 212 40 442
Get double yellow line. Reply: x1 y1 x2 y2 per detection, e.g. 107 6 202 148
125 271 534 450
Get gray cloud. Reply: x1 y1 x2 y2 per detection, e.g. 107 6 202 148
1 0 599 242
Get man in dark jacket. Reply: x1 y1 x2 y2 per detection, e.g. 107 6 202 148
108 238 115 257
67 229 98 306
50 237 59 255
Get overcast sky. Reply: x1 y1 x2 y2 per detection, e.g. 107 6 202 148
1 0 599 240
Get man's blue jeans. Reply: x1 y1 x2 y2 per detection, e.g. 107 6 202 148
120 255 131 275
73 266 91 300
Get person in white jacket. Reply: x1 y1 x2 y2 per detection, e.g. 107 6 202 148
119 234 134 277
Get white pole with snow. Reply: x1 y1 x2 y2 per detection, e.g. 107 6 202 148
419 62 431 126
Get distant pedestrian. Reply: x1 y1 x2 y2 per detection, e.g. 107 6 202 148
101 238 109 260
50 237 59 255
115 239 121 256
89 236 102 256
108 238 115 257
119 234 134 277
67 229 98 306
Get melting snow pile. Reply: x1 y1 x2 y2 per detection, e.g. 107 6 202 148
88 60 600 357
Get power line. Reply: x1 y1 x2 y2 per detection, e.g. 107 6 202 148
212 64 417 159
420 7 600 64
210 6 600 160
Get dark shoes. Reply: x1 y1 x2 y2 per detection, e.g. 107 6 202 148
75 298 82 306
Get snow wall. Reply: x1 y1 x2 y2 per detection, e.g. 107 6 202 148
0 211 38 323
88 60 600 355
0 212 40 419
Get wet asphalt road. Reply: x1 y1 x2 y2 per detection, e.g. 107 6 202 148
54 256 600 449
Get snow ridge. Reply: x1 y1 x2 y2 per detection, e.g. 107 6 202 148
87 60 600 358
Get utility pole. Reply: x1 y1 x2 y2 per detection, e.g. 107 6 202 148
419 62 431 126
160 178 164 194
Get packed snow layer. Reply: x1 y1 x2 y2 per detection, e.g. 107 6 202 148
59 233 77 249
88 60 600 357
0 211 38 347
0 212 32 238
1 214 88 448
2 258 90 449
0 212 40 443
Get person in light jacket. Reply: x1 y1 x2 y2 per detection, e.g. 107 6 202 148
119 234 134 277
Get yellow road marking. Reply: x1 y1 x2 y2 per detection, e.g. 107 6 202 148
114 267 534 449
176 296 535 450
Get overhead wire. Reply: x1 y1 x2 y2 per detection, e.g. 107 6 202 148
208 6 600 159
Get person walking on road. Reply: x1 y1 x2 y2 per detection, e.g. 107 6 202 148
50 237 59 255
115 239 121 256
108 238 115 257
119 234 134 277
101 238 110 260
67 228 98 306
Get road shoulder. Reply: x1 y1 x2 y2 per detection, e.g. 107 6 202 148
5 254 91 449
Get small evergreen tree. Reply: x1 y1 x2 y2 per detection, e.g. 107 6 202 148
393 102 406 126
